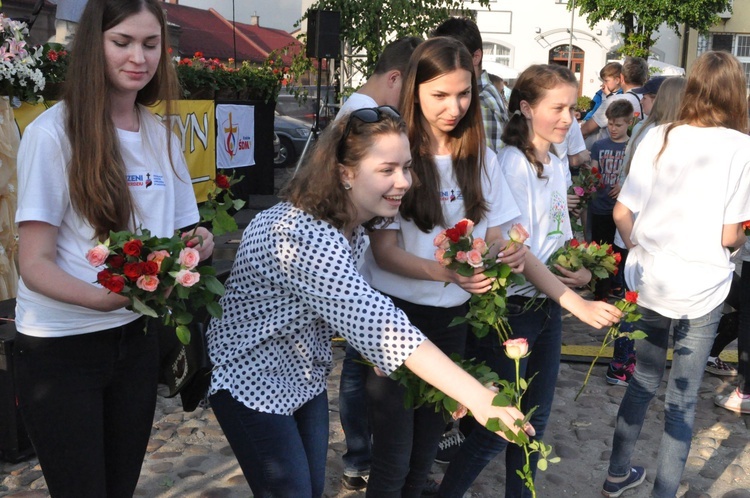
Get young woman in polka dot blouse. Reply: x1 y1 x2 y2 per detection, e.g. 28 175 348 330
206 108 533 497
361 38 622 497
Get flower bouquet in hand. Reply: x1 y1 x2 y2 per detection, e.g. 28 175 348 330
575 291 646 400
88 230 224 344
567 166 601 232
86 172 244 343
547 239 620 292
743 221 750 236
486 338 560 498
434 219 526 342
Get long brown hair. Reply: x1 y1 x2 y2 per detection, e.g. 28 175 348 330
282 112 408 231
399 37 486 232
65 0 180 240
502 64 578 178
657 51 749 164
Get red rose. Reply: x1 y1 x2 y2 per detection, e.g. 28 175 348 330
142 260 159 276
445 227 461 243
625 291 638 304
614 252 622 264
106 254 125 269
455 219 471 236
123 262 143 281
590 167 599 174
122 239 143 257
606 245 614 255
194 51 203 58
104 275 126 294
97 269 113 285
215 174 231 189
569 239 580 248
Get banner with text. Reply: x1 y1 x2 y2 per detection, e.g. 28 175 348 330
215 104 255 169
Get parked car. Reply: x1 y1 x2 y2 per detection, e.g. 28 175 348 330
273 112 312 168
276 92 340 129
273 132 281 163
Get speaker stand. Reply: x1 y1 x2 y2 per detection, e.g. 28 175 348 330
293 58 327 177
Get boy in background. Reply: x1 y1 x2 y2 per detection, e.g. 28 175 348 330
589 99 636 385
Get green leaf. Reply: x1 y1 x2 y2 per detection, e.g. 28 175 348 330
206 300 223 318
172 310 193 325
537 459 548 471
233 198 246 211
204 275 226 296
132 297 158 318
176 325 191 345
491 393 512 407
211 210 239 237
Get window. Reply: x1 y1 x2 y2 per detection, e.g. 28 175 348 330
483 42 511 66
704 33 750 90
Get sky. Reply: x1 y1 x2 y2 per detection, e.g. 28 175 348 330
178 0 304 32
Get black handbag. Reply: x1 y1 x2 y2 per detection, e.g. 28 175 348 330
157 315 213 412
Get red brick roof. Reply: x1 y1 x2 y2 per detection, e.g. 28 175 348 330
162 3 300 64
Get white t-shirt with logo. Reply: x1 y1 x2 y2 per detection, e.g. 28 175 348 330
15 103 199 337
619 124 750 319
498 146 572 298
361 148 520 307
335 93 378 121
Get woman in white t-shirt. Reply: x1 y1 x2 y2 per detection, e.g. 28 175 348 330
363 40 620 497
604 51 750 498
13 1 214 496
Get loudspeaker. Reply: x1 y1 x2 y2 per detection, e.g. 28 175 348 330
306 10 341 59
0 311 35 463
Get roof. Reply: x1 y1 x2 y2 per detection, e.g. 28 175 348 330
162 3 300 64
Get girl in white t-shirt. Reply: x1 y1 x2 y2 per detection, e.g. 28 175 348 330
363 40 620 497
14 1 214 496
440 63 606 498
605 51 750 498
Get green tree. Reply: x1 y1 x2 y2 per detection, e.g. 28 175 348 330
301 0 490 75
572 0 732 57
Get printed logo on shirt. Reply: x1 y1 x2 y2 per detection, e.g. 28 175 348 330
127 172 166 190
597 149 626 187
440 189 463 203
546 190 568 238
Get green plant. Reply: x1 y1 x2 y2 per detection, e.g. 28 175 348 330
37 42 69 84
175 52 220 98
576 95 592 113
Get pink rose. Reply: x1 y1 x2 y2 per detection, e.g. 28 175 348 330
508 223 530 244
136 274 160 292
435 248 452 267
433 232 450 249
86 244 110 267
472 237 488 254
147 250 171 271
503 338 529 360
455 251 468 263
466 249 484 268
178 247 201 270
573 186 585 196
175 269 200 287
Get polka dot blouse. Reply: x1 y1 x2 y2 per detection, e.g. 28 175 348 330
207 202 426 415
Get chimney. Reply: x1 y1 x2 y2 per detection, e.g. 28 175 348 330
250 15 259 26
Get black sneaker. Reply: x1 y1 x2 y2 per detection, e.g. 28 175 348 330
434 429 464 464
602 466 646 497
606 360 635 387
342 473 369 490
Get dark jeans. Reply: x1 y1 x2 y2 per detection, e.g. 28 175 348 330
14 317 158 498
439 298 562 498
738 263 750 393
339 343 371 476
609 304 722 498
365 296 467 498
209 389 329 497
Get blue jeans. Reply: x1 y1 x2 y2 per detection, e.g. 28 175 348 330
339 343 371 476
439 298 562 498
209 389 329 497
608 304 722 498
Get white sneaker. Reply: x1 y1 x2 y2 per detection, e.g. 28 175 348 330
714 389 750 414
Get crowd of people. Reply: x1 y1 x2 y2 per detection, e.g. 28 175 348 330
11 1 750 497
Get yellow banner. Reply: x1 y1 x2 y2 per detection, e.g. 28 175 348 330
14 100 216 202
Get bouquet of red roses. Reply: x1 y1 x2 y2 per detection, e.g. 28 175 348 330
87 228 224 344
547 239 620 291
434 219 526 342
86 172 242 344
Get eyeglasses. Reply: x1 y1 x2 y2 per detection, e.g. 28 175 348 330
336 106 401 163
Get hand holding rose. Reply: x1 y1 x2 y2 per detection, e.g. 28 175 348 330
182 226 215 262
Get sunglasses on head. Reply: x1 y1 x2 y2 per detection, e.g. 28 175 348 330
336 105 401 163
